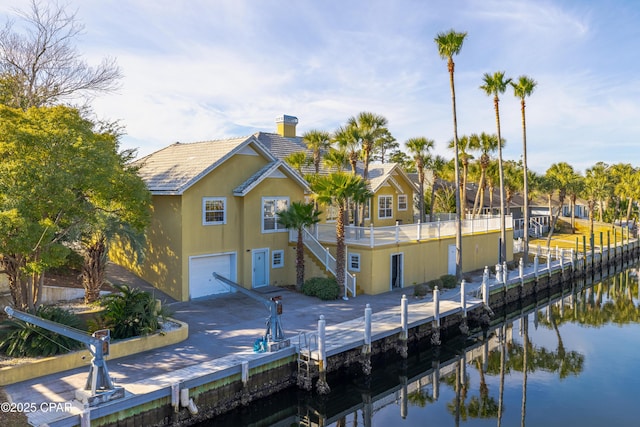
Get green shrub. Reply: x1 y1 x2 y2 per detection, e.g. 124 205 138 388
440 274 457 289
427 278 443 290
413 283 428 297
0 306 84 357
90 284 170 339
302 277 340 300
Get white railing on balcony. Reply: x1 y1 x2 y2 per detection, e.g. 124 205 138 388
289 228 357 298
513 215 550 239
307 214 512 248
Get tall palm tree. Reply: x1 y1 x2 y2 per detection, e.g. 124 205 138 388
406 137 435 222
278 201 321 291
480 71 512 263
435 28 467 282
428 154 448 222
302 129 331 175
347 111 389 181
511 75 537 264
312 173 372 298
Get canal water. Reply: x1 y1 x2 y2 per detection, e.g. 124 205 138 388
204 265 640 427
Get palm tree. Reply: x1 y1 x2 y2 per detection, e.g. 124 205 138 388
610 163 637 223
584 163 611 236
333 125 361 175
511 75 537 264
503 160 523 216
566 173 585 233
545 162 576 246
427 154 448 222
82 216 146 303
323 148 348 173
278 201 321 291
480 71 512 263
435 28 467 282
348 112 389 181
302 129 331 175
406 137 435 222
312 173 372 298
485 160 500 215
284 151 307 175
471 132 500 217
448 134 476 219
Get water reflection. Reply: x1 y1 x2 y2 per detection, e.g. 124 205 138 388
207 267 640 427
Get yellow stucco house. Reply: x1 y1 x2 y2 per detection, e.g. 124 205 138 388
110 135 310 301
112 115 513 301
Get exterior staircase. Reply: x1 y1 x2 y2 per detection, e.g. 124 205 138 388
289 228 357 297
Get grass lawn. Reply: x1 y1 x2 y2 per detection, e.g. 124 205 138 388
528 218 630 252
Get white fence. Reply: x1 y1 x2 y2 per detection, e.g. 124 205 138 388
309 215 512 248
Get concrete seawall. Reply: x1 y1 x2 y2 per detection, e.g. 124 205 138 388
15 239 640 426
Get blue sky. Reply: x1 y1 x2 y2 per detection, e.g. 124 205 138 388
1 0 639 174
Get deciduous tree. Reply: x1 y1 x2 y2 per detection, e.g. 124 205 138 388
0 105 150 310
0 1 121 109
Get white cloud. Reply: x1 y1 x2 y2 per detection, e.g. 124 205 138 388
0 0 639 174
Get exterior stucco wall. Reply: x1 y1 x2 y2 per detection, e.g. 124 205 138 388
180 151 270 294
238 176 306 287
336 229 513 295
110 195 184 301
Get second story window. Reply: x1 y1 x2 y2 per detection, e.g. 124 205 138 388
398 194 408 211
203 197 226 225
378 195 393 219
263 197 289 232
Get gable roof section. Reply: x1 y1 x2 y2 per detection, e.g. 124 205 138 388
367 163 419 194
134 135 275 195
233 160 310 196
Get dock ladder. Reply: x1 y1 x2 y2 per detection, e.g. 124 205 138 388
297 331 318 391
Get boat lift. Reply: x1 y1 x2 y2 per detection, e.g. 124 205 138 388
212 273 289 352
3 306 125 406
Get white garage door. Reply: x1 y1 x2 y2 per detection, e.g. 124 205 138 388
189 254 235 299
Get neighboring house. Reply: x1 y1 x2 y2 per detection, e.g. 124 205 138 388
110 135 310 301
112 115 513 300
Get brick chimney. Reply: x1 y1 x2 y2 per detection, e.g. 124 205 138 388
275 115 298 137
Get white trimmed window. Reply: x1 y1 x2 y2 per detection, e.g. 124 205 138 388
272 250 284 268
262 197 289 232
398 194 408 211
348 253 361 272
203 197 226 225
378 195 393 219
